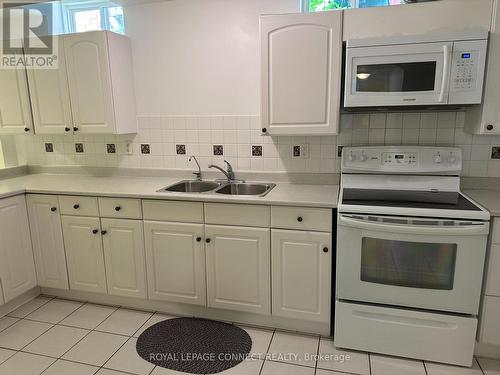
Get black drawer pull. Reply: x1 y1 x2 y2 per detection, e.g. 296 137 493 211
50 207 57 212
297 216 303 222
92 229 99 234
115 206 121 211
101 230 107 235
196 237 202 242
24 127 30 132
65 127 71 132
73 204 80 209
206 238 211 243
73 126 79 131
323 247 329 253
487 124 494 131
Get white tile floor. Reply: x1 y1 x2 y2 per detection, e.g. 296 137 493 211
0 296 499 375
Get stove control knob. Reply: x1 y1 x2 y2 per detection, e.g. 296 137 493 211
348 152 356 162
449 155 457 163
433 154 442 164
360 152 368 162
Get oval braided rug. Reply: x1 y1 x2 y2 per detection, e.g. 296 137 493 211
136 317 252 374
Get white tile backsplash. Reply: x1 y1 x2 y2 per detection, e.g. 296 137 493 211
15 111 498 176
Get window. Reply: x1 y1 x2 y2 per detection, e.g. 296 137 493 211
61 0 125 34
304 0 413 12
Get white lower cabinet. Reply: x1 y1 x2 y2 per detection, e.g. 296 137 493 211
26 194 69 290
0 195 37 303
62 215 107 294
144 221 206 306
101 218 147 299
205 225 270 315
480 296 500 346
271 229 332 322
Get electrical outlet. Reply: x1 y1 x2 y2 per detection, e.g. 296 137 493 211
492 146 500 159
292 144 309 159
126 141 133 155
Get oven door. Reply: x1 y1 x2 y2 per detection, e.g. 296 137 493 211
337 214 488 314
344 42 453 107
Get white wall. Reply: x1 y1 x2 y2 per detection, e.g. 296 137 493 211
124 0 300 116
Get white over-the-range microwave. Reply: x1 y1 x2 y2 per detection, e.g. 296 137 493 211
344 32 488 108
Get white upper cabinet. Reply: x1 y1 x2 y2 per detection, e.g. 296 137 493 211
27 36 73 135
64 31 137 134
0 195 37 303
466 0 500 134
0 66 33 135
26 194 69 290
260 11 343 136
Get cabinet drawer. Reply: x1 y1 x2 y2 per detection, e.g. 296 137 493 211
59 195 99 217
336 301 477 367
204 203 270 227
143 200 203 223
99 197 142 219
272 206 332 231
486 244 500 296
480 296 500 346
492 218 500 244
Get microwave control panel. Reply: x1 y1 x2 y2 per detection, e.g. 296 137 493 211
342 146 462 174
449 39 487 104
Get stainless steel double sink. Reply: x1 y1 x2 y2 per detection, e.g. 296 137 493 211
157 180 276 197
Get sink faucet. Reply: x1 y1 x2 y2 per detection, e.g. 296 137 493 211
209 160 242 182
189 155 202 181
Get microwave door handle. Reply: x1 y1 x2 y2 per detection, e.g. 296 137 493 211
438 44 451 103
339 215 488 236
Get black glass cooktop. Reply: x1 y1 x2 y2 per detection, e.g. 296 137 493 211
342 189 481 211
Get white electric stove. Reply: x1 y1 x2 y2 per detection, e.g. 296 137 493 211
334 146 490 367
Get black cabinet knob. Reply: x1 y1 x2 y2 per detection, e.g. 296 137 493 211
487 124 494 131
262 128 267 133
196 237 202 242
101 230 107 235
65 127 71 132
115 206 121 211
323 247 329 253
50 207 57 212
73 126 79 131
73 204 80 209
92 229 99 234
205 238 211 243
24 127 30 132
297 216 303 222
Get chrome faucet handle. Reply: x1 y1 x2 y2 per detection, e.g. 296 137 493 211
224 160 235 180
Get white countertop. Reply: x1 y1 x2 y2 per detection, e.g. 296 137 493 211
0 173 338 208
464 189 500 217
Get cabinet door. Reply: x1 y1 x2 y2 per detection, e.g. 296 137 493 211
61 215 107 293
101 218 146 299
272 229 331 322
205 225 270 315
26 194 69 290
0 66 33 134
0 195 37 302
64 32 115 134
144 221 206 306
260 11 342 135
27 36 73 134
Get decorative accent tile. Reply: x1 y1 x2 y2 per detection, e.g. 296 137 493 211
141 144 151 154
251 145 263 157
492 146 500 159
106 144 116 154
45 143 53 153
75 143 84 153
213 145 224 156
176 144 186 155
293 145 301 158
337 146 344 158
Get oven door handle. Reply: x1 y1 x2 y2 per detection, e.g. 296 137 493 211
340 215 489 236
438 43 451 103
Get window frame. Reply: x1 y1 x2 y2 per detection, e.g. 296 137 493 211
61 0 119 33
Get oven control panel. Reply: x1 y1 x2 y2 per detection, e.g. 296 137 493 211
342 146 462 174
